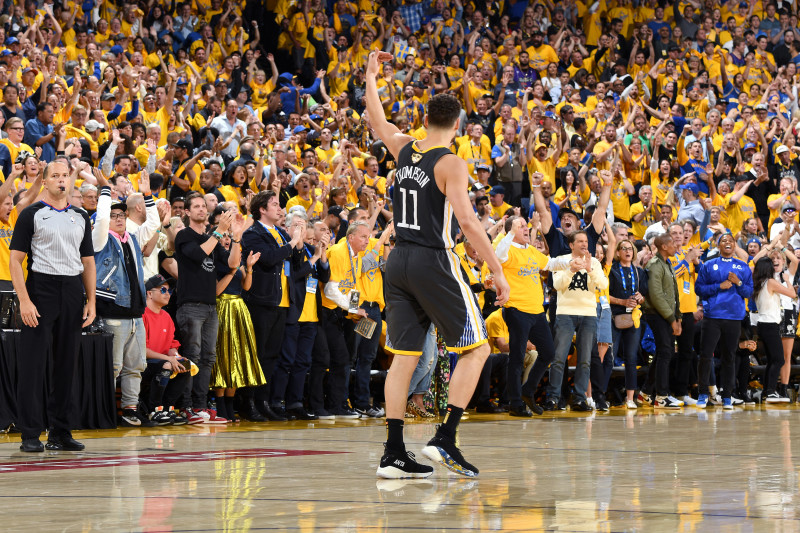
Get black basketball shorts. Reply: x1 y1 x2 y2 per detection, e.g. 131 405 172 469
384 244 487 355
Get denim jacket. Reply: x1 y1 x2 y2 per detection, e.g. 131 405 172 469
95 231 146 306
92 186 160 307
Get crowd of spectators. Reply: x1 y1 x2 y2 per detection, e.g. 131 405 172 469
3 0 800 427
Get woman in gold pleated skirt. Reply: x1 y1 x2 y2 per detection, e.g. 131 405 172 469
212 233 265 421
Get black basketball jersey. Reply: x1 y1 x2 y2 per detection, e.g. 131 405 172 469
393 140 457 249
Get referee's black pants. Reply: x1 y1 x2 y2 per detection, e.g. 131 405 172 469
17 273 84 441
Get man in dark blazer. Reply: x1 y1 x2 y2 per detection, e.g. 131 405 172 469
269 214 331 420
241 191 305 421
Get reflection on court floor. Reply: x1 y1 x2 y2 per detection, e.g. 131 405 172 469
1 406 799 531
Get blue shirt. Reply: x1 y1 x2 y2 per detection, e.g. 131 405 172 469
398 0 431 33
280 78 322 114
696 256 753 320
23 118 55 163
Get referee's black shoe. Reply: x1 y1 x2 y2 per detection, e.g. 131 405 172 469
45 435 85 451
376 446 434 479
422 434 479 478
19 438 44 453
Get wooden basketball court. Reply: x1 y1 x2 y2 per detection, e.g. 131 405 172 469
1 405 797 531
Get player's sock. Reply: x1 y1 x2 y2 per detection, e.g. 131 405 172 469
436 405 463 441
386 418 405 452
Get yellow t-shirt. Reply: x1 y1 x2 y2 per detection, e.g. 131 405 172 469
610 177 631 222
0 207 19 281
321 239 358 310
668 249 697 313
727 194 757 236
502 244 548 314
286 194 323 218
141 107 171 145
485 308 509 354
0 139 33 166
527 157 556 189
629 201 657 240
490 202 512 220
357 237 385 311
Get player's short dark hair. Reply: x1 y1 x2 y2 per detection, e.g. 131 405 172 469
426 93 461 130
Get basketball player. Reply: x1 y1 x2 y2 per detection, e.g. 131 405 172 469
366 51 510 479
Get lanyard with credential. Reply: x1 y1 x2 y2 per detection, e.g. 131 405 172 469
347 243 359 285
619 264 637 295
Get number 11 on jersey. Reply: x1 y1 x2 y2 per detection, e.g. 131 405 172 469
396 188 420 230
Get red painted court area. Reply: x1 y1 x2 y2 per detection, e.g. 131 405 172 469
0 448 344 473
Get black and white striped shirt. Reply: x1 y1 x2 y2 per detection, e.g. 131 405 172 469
10 202 94 276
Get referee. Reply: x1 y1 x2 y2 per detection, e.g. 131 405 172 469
9 160 96 452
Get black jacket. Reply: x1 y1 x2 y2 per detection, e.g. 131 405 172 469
608 261 649 316
242 222 306 307
286 243 331 322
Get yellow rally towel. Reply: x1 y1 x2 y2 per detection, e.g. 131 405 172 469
632 306 642 329
171 359 199 379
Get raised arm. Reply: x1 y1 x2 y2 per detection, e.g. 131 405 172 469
365 51 414 159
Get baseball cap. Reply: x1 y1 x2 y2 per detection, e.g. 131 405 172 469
668 43 680 51
744 142 757 151
678 183 700 195
490 184 505 196
101 92 116 101
176 77 188 86
419 43 430 50
309 114 322 120
5 37 18 45
145 274 175 291
110 201 128 213
0 50 14 57
534 142 548 152
755 103 768 111
782 203 796 213
85 120 105 132
558 207 579 220
777 144 790 154
174 139 194 151
293 125 309 134
110 45 124 55
214 78 229 86
21 67 38 75
544 110 557 120
475 163 491 172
